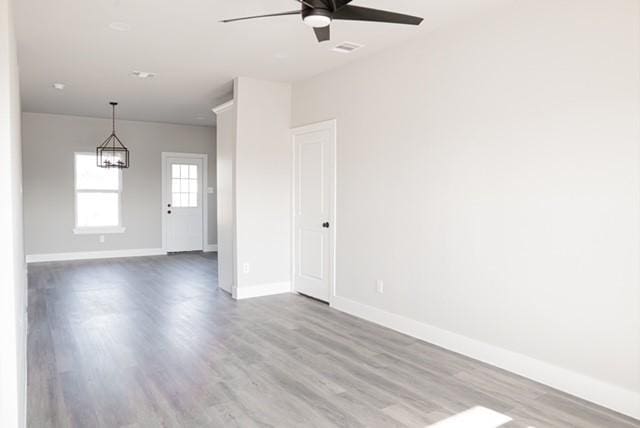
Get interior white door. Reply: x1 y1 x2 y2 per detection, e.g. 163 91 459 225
164 157 204 252
293 122 335 302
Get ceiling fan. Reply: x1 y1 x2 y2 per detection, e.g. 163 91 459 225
221 0 423 43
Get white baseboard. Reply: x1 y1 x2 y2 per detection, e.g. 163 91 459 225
235 282 292 300
331 295 640 420
26 248 166 263
205 244 218 252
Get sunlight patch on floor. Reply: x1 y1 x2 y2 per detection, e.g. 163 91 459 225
427 406 516 428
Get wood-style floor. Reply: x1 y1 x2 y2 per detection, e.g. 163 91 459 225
28 253 638 427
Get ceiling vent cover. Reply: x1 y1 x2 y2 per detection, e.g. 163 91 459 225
332 42 364 54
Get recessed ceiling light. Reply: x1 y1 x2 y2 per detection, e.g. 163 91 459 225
131 70 156 79
332 41 364 54
52 83 65 90
109 22 131 32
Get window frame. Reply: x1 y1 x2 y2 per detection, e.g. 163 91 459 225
73 152 126 235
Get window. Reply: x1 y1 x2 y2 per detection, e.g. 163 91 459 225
74 153 125 234
171 164 198 208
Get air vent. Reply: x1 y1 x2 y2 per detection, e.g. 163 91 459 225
332 42 364 54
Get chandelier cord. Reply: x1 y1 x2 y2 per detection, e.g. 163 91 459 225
112 103 115 134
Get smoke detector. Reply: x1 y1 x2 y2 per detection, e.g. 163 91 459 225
109 22 131 32
131 71 156 79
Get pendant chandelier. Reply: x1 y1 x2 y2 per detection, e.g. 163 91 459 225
97 101 130 169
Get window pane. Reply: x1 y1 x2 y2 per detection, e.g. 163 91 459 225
172 193 180 207
77 192 119 227
189 165 197 179
181 179 190 193
76 154 119 190
172 164 180 179
180 193 188 207
180 164 189 178
172 179 181 193
189 179 197 193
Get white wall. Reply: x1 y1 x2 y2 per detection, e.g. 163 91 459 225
292 0 640 418
215 101 237 293
234 77 292 295
0 0 26 425
22 112 217 256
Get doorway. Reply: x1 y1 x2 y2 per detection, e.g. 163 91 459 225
162 152 208 253
292 120 336 303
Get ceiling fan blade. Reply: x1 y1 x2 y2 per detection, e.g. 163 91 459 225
313 25 330 42
332 5 423 25
332 0 353 10
221 10 299 23
314 0 352 12
324 0 338 11
293 0 315 8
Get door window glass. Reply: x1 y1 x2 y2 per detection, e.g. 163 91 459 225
171 163 198 207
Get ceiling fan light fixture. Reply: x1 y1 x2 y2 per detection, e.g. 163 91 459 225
303 14 331 28
302 8 332 28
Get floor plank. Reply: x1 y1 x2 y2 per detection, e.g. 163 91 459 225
27 253 640 427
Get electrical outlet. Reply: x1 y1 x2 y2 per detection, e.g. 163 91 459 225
243 262 250 274
99 235 105 243
376 279 384 294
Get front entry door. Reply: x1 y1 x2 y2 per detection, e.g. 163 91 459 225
293 121 336 302
164 156 204 252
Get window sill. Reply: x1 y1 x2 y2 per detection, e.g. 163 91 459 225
73 226 126 235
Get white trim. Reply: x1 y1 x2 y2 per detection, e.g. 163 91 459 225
73 226 126 235
26 248 166 263
161 152 209 159
205 244 218 252
211 100 234 115
161 152 208 253
235 282 292 300
331 295 640 420
290 119 337 305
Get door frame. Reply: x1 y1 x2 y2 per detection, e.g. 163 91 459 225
161 152 208 253
290 119 337 305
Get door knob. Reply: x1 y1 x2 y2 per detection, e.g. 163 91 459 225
167 210 172 214
322 222 330 228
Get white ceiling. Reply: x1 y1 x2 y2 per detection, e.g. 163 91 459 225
15 0 506 126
